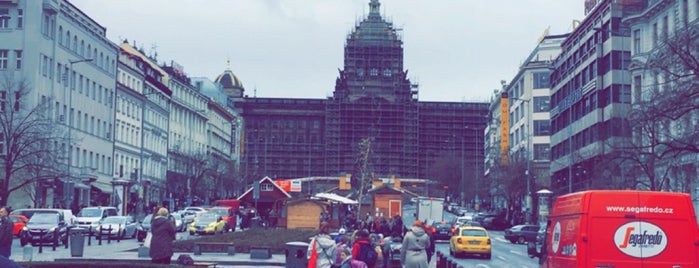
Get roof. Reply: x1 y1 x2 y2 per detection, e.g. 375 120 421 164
238 176 292 200
314 193 358 204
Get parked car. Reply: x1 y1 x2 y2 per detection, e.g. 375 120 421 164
481 216 510 230
182 207 206 224
171 212 186 232
188 213 225 235
449 226 491 259
9 215 28 237
20 212 69 246
472 212 498 226
95 216 138 240
75 206 118 234
432 221 453 240
504 224 540 244
136 214 152 242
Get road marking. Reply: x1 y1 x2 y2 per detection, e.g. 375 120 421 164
509 249 526 257
494 237 509 243
475 264 491 268
496 255 507 261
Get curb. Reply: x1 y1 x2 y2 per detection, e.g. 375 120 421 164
54 258 286 267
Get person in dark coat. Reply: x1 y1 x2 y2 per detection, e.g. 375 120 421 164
149 207 176 264
0 207 13 258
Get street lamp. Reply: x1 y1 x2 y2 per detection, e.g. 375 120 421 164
64 58 92 208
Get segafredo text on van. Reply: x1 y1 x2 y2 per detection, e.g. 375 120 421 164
528 190 699 268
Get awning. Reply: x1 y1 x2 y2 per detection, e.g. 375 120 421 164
91 183 112 194
314 193 358 205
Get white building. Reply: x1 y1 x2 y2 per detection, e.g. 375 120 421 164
625 0 699 215
0 0 117 209
115 41 172 215
162 64 209 206
506 34 566 210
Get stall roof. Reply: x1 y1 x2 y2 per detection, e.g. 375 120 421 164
314 193 358 204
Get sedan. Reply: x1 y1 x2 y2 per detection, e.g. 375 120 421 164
10 215 28 237
188 213 225 235
431 221 453 240
504 224 540 244
449 226 491 259
95 216 138 239
171 212 186 232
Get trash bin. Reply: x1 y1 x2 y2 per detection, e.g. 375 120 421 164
285 241 309 268
70 228 86 257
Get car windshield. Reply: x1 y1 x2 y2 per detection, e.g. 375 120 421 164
77 208 101 217
196 214 217 223
102 217 123 224
209 209 227 217
29 213 58 224
461 229 487 237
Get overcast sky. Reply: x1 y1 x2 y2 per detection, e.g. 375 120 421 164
70 0 584 102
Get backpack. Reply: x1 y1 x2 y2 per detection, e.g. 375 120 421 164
349 259 368 268
176 254 194 265
357 243 378 267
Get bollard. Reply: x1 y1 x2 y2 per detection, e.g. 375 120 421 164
98 229 102 246
65 226 70 249
87 226 92 246
437 251 445 268
106 225 112 244
38 230 44 253
52 229 58 251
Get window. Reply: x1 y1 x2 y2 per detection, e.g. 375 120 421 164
633 29 640 54
41 13 49 36
0 50 7 70
0 133 4 155
15 50 22 70
532 72 551 89
533 96 549 112
0 9 9 29
383 68 392 77
533 120 550 136
16 9 22 28
261 183 273 191
652 23 658 46
41 55 48 76
370 68 378 76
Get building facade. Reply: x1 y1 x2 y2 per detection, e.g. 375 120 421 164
0 0 117 209
625 0 699 214
231 0 488 203
549 0 645 195
117 41 171 215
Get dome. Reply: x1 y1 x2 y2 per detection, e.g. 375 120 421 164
215 69 245 98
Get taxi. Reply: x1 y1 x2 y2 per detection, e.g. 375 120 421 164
449 226 491 259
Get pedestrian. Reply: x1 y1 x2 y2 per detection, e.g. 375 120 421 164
335 235 350 265
0 207 12 258
307 221 337 268
352 229 378 268
381 231 400 268
400 220 430 268
149 207 176 264
340 247 352 268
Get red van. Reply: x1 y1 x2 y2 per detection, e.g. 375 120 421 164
528 190 699 267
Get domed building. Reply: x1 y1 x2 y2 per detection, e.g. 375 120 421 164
215 67 245 99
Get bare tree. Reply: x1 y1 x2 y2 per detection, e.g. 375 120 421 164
0 74 67 205
167 149 211 205
354 137 373 222
600 22 699 191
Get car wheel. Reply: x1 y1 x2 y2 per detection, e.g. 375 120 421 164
20 238 27 247
517 236 526 244
449 248 454 256
189 231 194 235
484 253 491 260
509 239 517 244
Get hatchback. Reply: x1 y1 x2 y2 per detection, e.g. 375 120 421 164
449 226 491 259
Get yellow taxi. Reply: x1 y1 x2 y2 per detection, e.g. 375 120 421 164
449 226 491 259
188 213 226 235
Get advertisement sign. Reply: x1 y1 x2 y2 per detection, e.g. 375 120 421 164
275 180 291 192
290 180 302 192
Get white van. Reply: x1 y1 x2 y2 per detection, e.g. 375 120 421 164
75 206 117 233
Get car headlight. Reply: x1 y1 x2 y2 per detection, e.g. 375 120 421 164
22 227 28 231
49 227 57 232
95 226 101 231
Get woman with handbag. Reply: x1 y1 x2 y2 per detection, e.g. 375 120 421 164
307 221 337 268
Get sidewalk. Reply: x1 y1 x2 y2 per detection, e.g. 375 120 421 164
11 241 285 267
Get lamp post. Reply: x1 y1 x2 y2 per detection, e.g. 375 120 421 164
64 58 92 208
